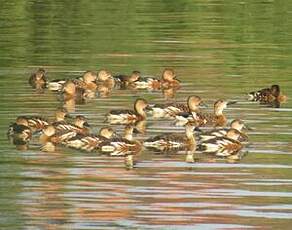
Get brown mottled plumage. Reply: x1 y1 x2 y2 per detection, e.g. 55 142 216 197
106 98 148 124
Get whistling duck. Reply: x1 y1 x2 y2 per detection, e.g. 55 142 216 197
248 84 287 107
53 115 90 135
199 119 248 142
99 125 142 156
61 80 90 102
133 68 180 90
97 69 115 88
144 123 196 153
114 71 141 89
7 119 32 143
106 98 148 124
28 68 47 89
198 129 244 158
15 115 49 133
193 99 236 127
65 127 116 152
150 95 203 119
39 125 77 152
160 68 180 88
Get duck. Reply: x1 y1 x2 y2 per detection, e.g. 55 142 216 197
53 115 90 135
143 123 196 154
99 125 142 156
193 99 236 127
248 84 287 107
65 127 116 152
198 129 244 159
198 119 248 142
7 120 32 143
74 70 97 91
160 68 180 88
106 98 148 124
39 125 77 152
114 71 141 89
51 107 71 123
132 68 180 90
61 80 89 102
48 70 97 92
174 96 205 123
149 95 203 119
97 69 115 88
28 68 47 89
15 115 49 133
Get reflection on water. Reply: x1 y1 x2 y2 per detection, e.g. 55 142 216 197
1 0 292 229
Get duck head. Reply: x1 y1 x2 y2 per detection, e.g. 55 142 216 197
129 71 141 82
134 98 148 118
42 125 56 137
35 68 46 80
226 128 244 140
74 115 90 128
187 95 204 112
16 117 29 126
99 127 116 139
97 69 112 82
230 119 244 131
62 80 76 95
271 85 280 97
55 107 70 121
82 71 97 83
162 68 176 82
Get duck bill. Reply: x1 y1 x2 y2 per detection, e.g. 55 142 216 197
112 131 122 138
239 132 249 141
83 122 90 128
65 114 73 119
243 124 253 131
227 101 237 106
145 104 153 112
199 102 208 108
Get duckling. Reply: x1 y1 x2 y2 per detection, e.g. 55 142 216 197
144 124 196 153
248 84 287 107
195 99 235 127
150 95 203 119
198 119 248 142
53 115 90 135
28 68 47 89
99 125 142 156
114 71 141 89
198 129 243 158
106 98 148 124
15 115 49 133
65 127 116 152
7 119 32 143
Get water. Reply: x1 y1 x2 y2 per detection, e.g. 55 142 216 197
1 0 292 229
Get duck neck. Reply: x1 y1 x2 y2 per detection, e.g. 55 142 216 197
135 106 147 119
215 107 224 116
124 131 133 141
